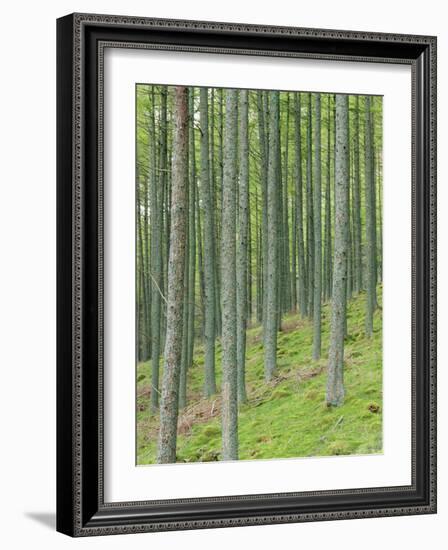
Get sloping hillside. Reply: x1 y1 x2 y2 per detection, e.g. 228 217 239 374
137 287 382 464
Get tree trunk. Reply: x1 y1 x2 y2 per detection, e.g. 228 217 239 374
137 175 150 361
255 188 263 323
326 94 349 407
143 147 152 361
346 123 352 306
371 98 378 298
257 91 269 333
160 92 170 354
364 96 375 337
157 86 189 463
276 107 284 322
323 95 332 302
210 90 222 338
294 93 307 317
247 190 253 322
264 91 280 381
353 95 362 293
236 89 249 404
186 90 197 373
283 93 291 312
179 184 190 409
312 93 322 360
196 177 205 333
376 145 383 282
179 90 197 409
306 93 314 319
291 116 298 313
221 89 239 461
149 87 162 412
199 87 217 396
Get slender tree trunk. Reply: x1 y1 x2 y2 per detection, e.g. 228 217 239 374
371 99 378 299
353 95 362 293
255 187 263 323
346 123 352 306
326 94 349 407
137 176 150 361
218 89 224 239
294 93 307 317
137 256 142 360
143 155 152 360
186 91 197 373
332 96 337 226
215 89 224 337
364 96 375 337
276 108 284 321
306 93 314 319
210 90 222 338
291 128 298 313
221 89 239 461
257 92 269 332
196 179 205 333
247 190 253 322
157 86 189 463
283 93 291 312
150 87 162 412
236 90 249 404
376 146 383 282
323 95 332 302
264 91 280 381
179 91 197 409
179 178 190 409
312 93 322 360
161 96 171 353
200 87 217 397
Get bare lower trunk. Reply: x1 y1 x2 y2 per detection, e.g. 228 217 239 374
353 96 362 293
149 87 162 412
306 93 314 320
364 96 375 337
294 93 307 317
257 91 269 335
199 87 217 397
236 90 248 404
312 93 322 360
326 94 349 407
264 91 280 381
221 89 239 461
157 86 189 463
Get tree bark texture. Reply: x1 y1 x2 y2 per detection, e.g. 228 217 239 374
326 94 349 407
157 86 189 463
221 89 239 461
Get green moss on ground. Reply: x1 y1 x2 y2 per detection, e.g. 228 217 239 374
137 287 382 464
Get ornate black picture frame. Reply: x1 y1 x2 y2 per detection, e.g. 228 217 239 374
56 13 437 537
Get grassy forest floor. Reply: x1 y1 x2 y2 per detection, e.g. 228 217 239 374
137 286 382 464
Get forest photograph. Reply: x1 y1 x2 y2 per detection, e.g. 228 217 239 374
136 84 383 465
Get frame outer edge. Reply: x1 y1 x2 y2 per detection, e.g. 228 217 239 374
60 13 437 536
56 13 76 537
428 35 437 513
72 11 436 44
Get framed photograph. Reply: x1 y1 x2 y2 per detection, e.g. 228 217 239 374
56 13 437 536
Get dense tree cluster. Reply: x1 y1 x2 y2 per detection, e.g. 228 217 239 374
136 85 382 463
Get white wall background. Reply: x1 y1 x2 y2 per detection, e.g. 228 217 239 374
0 1 444 548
